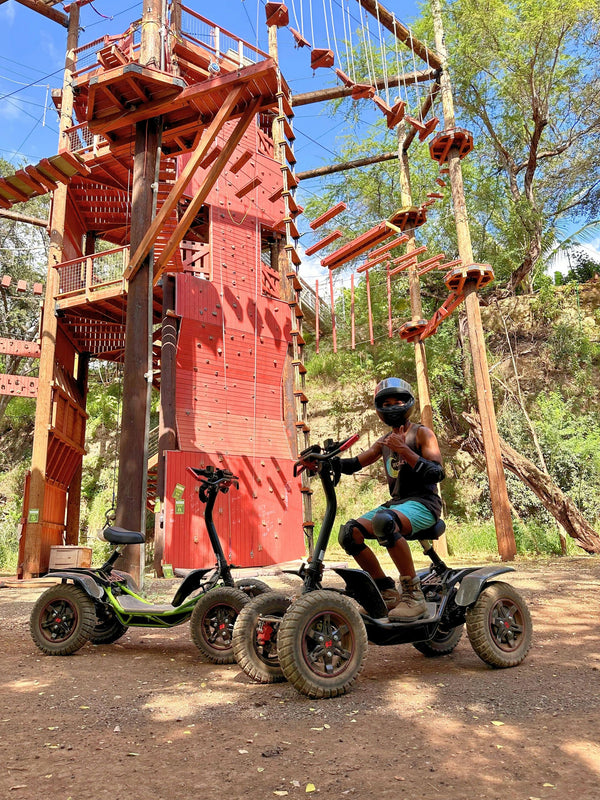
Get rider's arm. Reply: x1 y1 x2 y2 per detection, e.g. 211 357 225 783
413 427 445 483
338 437 385 474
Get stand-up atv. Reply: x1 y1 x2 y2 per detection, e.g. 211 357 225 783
30 466 269 662
233 435 533 698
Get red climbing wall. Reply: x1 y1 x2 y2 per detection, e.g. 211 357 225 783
162 118 305 569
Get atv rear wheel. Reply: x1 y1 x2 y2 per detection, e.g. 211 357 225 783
466 582 532 668
190 586 249 663
277 590 367 699
30 584 96 656
413 623 463 657
233 592 291 683
89 605 128 645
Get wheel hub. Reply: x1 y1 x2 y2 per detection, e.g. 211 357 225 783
489 598 523 651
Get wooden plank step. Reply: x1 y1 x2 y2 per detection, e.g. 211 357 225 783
309 202 347 231
304 230 342 257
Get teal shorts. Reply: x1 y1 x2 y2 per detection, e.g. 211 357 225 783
361 500 436 535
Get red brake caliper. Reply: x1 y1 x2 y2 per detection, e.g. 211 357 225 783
257 622 273 645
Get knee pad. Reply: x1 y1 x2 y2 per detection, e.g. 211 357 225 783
338 519 367 557
372 508 402 548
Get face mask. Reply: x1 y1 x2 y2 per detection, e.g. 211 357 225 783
377 404 411 427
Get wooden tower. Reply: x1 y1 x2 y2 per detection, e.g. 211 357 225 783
11 5 308 577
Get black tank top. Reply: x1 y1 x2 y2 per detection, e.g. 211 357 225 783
380 424 443 518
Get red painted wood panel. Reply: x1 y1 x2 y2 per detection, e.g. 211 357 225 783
163 450 304 569
179 120 286 229
166 117 304 569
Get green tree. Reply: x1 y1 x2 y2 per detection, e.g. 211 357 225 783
425 0 600 292
0 161 49 427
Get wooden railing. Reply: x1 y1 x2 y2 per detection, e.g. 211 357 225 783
298 275 332 333
55 247 129 298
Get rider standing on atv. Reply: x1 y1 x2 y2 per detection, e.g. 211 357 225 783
336 378 445 621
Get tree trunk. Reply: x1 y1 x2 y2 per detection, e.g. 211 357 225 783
463 412 600 554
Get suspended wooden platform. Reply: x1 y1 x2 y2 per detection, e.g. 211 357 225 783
77 58 283 156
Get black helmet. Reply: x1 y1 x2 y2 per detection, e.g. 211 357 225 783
374 377 415 427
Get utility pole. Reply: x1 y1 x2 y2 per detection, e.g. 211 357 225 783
115 1 164 585
430 0 516 560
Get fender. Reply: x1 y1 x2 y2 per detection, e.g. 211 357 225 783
454 566 515 607
331 567 388 619
171 567 214 606
45 572 104 601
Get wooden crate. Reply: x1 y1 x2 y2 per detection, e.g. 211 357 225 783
49 545 92 570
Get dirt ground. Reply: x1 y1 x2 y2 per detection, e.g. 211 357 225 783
1 556 599 800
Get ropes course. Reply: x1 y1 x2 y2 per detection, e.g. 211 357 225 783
260 1 489 356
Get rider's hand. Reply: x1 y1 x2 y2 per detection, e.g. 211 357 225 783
384 430 418 467
297 456 318 474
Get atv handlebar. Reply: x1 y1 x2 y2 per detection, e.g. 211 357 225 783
293 433 359 476
186 465 239 494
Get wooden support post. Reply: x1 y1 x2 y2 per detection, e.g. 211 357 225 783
65 341 90 544
169 0 182 77
315 279 320 354
115 2 165 585
397 118 447 555
329 270 337 353
431 0 516 560
21 4 79 578
153 275 177 577
351 274 356 350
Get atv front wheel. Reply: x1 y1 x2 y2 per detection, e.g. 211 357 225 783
233 592 291 683
466 582 532 668
277 590 367 699
234 577 271 598
190 586 249 663
30 584 96 655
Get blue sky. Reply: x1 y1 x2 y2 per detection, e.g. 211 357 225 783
0 0 421 168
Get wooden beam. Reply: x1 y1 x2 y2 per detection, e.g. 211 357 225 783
14 0 68 27
292 68 437 107
153 96 262 280
115 0 165 587
125 84 247 281
0 209 48 227
357 0 442 71
297 151 398 181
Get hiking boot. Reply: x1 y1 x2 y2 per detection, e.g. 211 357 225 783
388 576 427 621
357 583 400 616
381 586 401 610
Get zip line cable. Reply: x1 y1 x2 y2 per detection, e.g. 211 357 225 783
0 67 63 102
